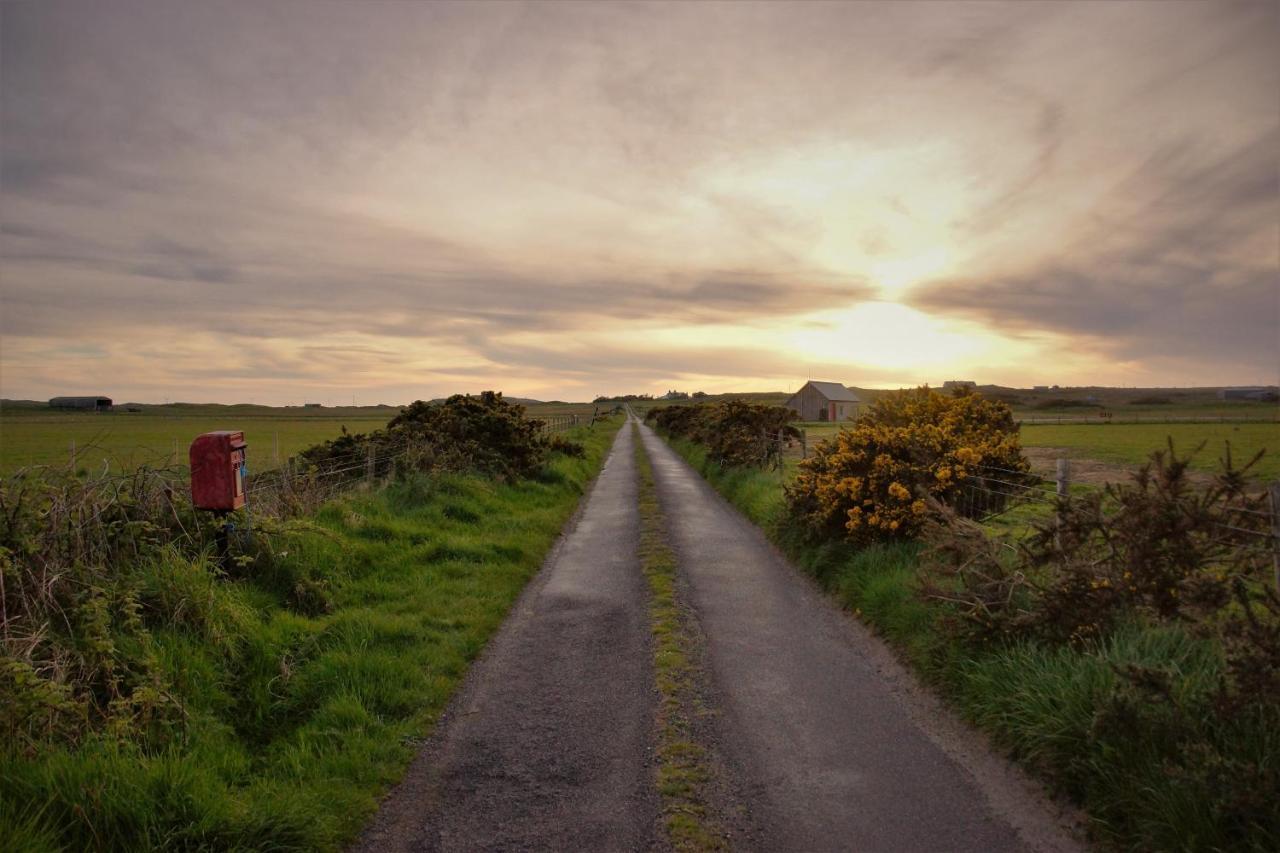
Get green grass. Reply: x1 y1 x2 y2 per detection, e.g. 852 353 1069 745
0 418 622 852
0 412 391 474
1020 422 1280 481
0 400 601 474
633 427 727 852
659 434 1278 852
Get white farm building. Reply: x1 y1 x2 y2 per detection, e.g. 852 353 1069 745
785 381 861 422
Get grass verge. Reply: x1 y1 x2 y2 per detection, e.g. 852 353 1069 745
633 426 728 852
659 434 1278 852
1 419 621 852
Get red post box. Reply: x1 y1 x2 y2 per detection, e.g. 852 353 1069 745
190 431 247 511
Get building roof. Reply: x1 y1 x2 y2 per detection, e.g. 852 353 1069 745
49 396 112 405
800 381 860 402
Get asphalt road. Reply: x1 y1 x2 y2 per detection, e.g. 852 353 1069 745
636 422 1080 853
354 423 659 852
355 415 1081 852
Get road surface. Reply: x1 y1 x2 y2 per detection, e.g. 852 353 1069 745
355 414 1081 852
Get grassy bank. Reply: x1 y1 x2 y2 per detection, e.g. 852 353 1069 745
661 435 1277 852
1 419 621 852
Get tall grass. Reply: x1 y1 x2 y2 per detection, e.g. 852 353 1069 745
662 435 1278 851
1 420 621 851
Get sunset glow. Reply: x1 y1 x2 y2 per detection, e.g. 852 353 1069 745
2 0 1276 403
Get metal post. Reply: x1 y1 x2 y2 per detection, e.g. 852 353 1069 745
1269 481 1280 592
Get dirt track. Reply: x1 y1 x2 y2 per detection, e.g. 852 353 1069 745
354 416 1083 852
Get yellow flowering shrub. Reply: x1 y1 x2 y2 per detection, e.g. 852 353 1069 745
785 386 1027 543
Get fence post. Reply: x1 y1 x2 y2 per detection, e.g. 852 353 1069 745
801 428 807 459
1055 459 1071 548
70 439 76 471
1269 481 1280 592
366 444 376 483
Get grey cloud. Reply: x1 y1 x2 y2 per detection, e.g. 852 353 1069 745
911 128 1279 377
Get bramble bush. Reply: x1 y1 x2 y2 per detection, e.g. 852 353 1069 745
785 387 1027 544
646 401 799 468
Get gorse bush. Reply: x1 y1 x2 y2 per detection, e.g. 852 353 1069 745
646 400 799 468
922 442 1279 848
922 441 1273 647
785 387 1027 544
300 391 551 482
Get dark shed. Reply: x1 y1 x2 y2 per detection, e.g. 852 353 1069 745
49 396 113 412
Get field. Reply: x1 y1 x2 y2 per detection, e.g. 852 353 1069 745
796 421 1280 483
0 399 600 474
1020 422 1280 481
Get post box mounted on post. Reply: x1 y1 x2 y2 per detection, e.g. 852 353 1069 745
190 431 247 566
190 431 247 511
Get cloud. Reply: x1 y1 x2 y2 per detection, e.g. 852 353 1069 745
1 0 1276 401
911 128 1279 379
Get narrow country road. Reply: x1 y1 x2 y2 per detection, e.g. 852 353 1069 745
354 424 659 852
356 414 1081 852
637 421 1078 853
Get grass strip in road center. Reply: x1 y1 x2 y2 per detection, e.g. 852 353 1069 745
633 425 729 852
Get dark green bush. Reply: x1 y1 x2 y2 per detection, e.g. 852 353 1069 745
299 391 549 482
646 401 799 468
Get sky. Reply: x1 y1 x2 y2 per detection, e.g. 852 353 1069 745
1 0 1277 405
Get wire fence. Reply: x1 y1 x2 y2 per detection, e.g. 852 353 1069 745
6 410 598 530
749 429 1280 585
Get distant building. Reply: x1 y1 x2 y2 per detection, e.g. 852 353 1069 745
786 381 861 422
1219 387 1277 402
49 396 113 412
304 402 323 408
942 380 976 391
1033 385 1050 392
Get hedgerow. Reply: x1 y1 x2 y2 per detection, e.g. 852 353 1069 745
785 387 1027 544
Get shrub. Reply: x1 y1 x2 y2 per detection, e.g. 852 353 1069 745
300 391 549 482
548 434 586 458
923 441 1273 646
784 387 1027 544
646 401 799 468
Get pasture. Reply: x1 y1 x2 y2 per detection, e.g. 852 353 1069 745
794 420 1279 482
0 399 599 474
1020 422 1280 482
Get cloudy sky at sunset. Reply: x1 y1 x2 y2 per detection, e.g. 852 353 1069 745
2 0 1277 404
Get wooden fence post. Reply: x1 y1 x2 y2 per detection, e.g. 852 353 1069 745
366 444 376 482
1269 481 1280 592
800 428 807 459
1055 459 1071 548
